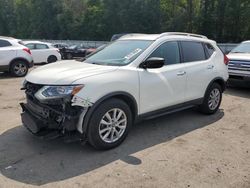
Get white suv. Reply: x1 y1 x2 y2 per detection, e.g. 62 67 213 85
21 33 229 150
0 37 33 77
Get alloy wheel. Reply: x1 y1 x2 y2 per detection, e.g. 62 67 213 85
14 63 27 76
208 88 221 110
99 108 127 143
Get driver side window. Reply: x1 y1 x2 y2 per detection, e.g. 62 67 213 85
149 41 180 65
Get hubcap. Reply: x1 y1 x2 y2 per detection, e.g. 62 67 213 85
208 88 221 110
14 63 27 76
99 108 127 143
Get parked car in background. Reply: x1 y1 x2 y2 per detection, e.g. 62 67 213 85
227 41 250 81
23 41 61 64
0 36 33 77
53 43 69 59
53 43 69 50
21 32 228 150
61 44 87 59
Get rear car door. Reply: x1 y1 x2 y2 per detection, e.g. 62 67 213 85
139 41 187 114
30 44 49 63
0 39 16 67
180 41 217 101
25 43 41 63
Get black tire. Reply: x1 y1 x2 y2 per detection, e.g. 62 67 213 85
199 83 222 114
10 60 29 77
47 55 57 63
66 53 73 59
87 98 132 150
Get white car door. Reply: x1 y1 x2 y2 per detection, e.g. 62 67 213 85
180 41 217 101
139 41 187 114
25 43 41 63
29 43 49 63
0 40 16 66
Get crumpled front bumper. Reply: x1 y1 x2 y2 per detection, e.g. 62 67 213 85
20 99 84 137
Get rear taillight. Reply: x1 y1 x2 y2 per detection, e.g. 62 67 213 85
224 55 229 65
23 48 31 55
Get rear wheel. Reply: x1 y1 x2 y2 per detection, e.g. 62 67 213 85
87 98 132 150
47 55 57 63
199 83 222 114
10 61 28 77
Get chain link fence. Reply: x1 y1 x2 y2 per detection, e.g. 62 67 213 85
23 39 109 48
23 39 238 53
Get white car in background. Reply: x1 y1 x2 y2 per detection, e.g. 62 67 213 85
0 36 33 77
23 41 61 64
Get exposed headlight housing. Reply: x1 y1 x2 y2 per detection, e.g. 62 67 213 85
35 85 84 100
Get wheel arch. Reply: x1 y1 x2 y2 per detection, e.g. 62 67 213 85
82 91 138 133
205 77 226 97
47 55 57 63
9 57 29 70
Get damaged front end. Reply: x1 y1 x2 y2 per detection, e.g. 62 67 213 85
20 82 90 142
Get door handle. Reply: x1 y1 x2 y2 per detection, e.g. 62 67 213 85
177 71 186 76
207 65 214 69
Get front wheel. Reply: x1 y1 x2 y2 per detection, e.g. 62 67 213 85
199 83 222 114
87 98 132 150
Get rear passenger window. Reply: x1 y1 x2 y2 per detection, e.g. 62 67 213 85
149 41 180 65
204 43 215 58
25 44 35 50
0 39 12 47
36 44 49 49
181 41 206 63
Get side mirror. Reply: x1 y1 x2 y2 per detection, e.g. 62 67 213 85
140 57 165 69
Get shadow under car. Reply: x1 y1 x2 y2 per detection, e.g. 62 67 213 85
0 108 224 185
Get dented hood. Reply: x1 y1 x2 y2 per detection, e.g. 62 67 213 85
25 60 118 85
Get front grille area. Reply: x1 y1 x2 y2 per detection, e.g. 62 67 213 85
25 82 43 101
24 82 80 120
21 82 82 133
24 82 63 120
228 60 250 72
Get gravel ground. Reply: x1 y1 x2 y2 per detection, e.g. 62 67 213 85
0 71 249 188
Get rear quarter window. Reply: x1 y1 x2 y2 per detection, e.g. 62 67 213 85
180 41 206 63
204 43 215 58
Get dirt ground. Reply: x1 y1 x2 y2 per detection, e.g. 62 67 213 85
0 70 249 188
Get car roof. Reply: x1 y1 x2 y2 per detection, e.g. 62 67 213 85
241 40 250 44
23 41 52 45
0 36 21 43
0 36 16 40
118 32 210 42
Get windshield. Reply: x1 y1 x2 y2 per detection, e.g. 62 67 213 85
85 40 153 66
231 42 250 53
